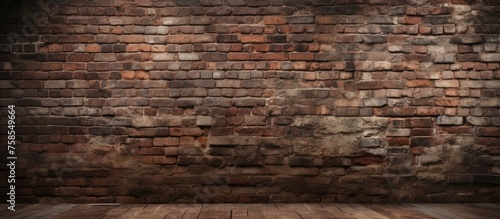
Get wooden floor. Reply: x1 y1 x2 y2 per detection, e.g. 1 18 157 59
1 203 499 219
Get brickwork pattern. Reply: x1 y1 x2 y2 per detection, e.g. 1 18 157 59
0 0 499 203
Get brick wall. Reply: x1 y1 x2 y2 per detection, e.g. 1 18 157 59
0 0 499 203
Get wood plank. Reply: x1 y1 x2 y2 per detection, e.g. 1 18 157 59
4 203 500 219
456 204 500 219
180 204 203 219
214 203 232 218
274 203 303 219
8 204 46 219
229 204 249 219
1 204 49 219
147 204 177 219
80 206 116 219
127 204 161 219
100 205 134 219
305 204 338 219
246 204 266 219
261 204 283 219
289 203 320 219
9 204 73 219
472 203 500 213
0 204 32 216
49 204 92 219
363 204 433 219
333 204 389 219
29 204 77 219
119 205 151 219
319 203 356 219
436 203 497 219
198 204 218 219
407 204 467 219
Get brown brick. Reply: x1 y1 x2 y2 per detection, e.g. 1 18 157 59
387 137 410 146
434 98 459 107
153 137 179 146
264 16 287 25
289 52 314 61
411 128 434 136
406 80 431 87
241 35 266 43
410 118 434 128
227 53 248 61
352 156 383 166
399 16 422 25
410 147 425 155
477 127 500 137
154 156 177 165
249 53 287 60
356 81 383 90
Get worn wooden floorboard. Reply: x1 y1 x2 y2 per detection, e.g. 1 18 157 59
363 204 433 219
2 203 500 219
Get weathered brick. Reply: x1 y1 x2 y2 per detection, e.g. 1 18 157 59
263 16 287 25
477 127 500 137
150 98 176 107
287 16 314 24
154 156 177 165
44 81 66 89
480 53 500 62
363 98 387 107
387 137 410 146
177 98 203 107
480 98 500 107
241 35 266 43
352 156 382 166
359 138 380 148
363 35 387 44
387 129 411 137
217 34 239 43
435 80 459 88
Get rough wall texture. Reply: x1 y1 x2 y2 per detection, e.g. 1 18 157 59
0 0 499 203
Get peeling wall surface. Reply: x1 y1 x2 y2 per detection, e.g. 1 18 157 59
0 0 499 203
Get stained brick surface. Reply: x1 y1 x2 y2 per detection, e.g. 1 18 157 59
0 0 499 203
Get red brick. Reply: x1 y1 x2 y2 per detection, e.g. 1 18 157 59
139 147 164 155
120 35 145 43
263 16 287 25
475 137 500 146
68 54 92 62
387 137 410 146
434 98 459 107
42 63 63 71
477 127 500 137
406 80 431 87
356 81 383 90
438 126 472 135
241 35 266 43
411 128 434 136
249 53 287 60
154 156 177 165
85 44 100 53
410 147 425 155
410 118 434 127
416 107 444 116
399 16 423 25
153 137 179 146
228 53 248 60
170 128 203 136
289 52 314 61
352 156 383 166
129 138 153 147
137 156 154 164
